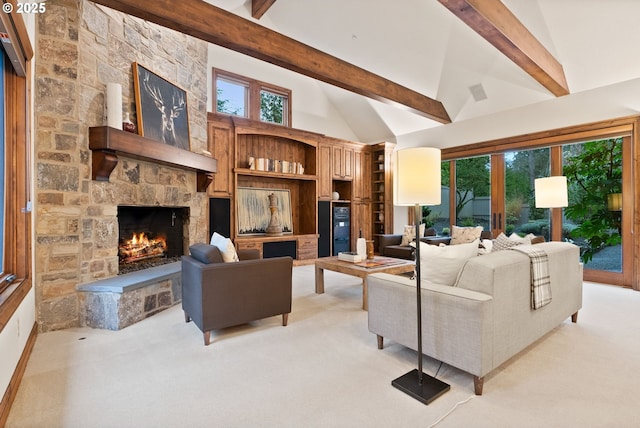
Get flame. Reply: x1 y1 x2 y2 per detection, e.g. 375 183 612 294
119 232 167 263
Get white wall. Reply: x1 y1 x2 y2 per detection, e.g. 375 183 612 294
207 44 359 142
0 289 35 395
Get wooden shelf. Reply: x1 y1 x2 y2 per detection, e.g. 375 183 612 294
234 168 317 181
89 126 217 192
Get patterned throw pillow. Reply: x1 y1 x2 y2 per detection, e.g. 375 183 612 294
400 224 426 246
450 225 483 245
491 232 523 252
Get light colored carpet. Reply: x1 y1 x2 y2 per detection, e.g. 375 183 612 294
7 265 640 428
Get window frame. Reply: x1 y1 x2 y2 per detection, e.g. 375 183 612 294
213 68 292 126
0 15 32 332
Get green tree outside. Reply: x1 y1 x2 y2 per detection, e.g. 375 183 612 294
563 138 622 263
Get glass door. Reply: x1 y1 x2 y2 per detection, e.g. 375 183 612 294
503 148 551 240
562 137 632 285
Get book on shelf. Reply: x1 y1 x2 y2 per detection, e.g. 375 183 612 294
338 252 364 262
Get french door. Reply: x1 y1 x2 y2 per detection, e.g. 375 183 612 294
444 135 633 287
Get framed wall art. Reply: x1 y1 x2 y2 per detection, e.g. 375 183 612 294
236 187 293 235
132 62 190 150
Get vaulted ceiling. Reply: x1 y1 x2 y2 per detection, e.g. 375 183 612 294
206 0 640 147
95 0 640 147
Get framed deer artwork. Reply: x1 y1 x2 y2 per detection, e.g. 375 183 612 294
132 62 191 150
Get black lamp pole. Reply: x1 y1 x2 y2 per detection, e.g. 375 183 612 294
391 204 450 404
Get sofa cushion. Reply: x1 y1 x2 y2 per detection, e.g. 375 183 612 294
416 239 480 285
451 225 483 245
189 243 224 264
210 232 239 262
400 224 426 246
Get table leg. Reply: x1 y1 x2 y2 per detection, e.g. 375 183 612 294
315 265 324 294
362 276 368 311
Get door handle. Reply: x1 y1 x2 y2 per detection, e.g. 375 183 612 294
498 213 502 229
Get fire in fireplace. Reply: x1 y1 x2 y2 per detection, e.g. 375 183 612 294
117 206 189 273
119 232 168 264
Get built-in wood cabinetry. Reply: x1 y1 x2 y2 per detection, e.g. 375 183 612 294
317 143 333 199
207 114 321 261
332 143 354 180
371 142 395 252
207 120 233 196
206 114 389 259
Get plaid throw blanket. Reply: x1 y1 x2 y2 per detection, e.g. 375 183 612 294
510 246 552 309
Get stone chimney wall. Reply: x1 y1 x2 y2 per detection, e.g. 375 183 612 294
35 0 209 332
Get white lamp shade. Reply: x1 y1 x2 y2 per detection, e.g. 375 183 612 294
394 147 441 206
535 176 568 208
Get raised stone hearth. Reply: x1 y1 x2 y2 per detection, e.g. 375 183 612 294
78 262 181 330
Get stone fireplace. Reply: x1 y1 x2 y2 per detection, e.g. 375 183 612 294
34 1 210 332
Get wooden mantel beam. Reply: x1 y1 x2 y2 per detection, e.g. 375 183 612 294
438 0 569 97
91 0 451 123
252 0 276 19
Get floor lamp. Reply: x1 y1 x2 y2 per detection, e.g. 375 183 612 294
391 147 450 405
534 176 568 239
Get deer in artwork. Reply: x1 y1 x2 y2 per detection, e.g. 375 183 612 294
142 74 186 147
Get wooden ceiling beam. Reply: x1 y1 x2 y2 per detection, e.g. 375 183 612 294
91 0 451 123
438 0 569 97
252 0 276 19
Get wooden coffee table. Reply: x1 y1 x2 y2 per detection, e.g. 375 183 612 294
315 256 415 310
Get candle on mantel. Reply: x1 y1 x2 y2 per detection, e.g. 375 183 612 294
106 83 123 130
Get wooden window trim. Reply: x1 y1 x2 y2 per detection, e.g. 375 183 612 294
213 68 292 126
442 117 635 160
0 11 32 333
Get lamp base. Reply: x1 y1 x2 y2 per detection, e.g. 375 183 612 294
391 369 450 405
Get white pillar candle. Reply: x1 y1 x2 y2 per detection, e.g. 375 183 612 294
106 83 123 130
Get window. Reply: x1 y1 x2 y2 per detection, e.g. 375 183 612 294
260 88 287 125
1 53 5 275
216 75 247 117
0 41 32 313
213 68 291 126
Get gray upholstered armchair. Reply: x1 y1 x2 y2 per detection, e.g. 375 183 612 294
181 243 293 345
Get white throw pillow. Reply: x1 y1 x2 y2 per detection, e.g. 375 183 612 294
400 224 426 246
450 225 483 245
415 239 479 286
209 232 239 262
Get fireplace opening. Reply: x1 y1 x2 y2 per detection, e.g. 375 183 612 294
117 206 189 274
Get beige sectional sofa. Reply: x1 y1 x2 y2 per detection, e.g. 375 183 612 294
367 241 583 395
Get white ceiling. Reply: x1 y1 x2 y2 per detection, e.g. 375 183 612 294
203 0 640 148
